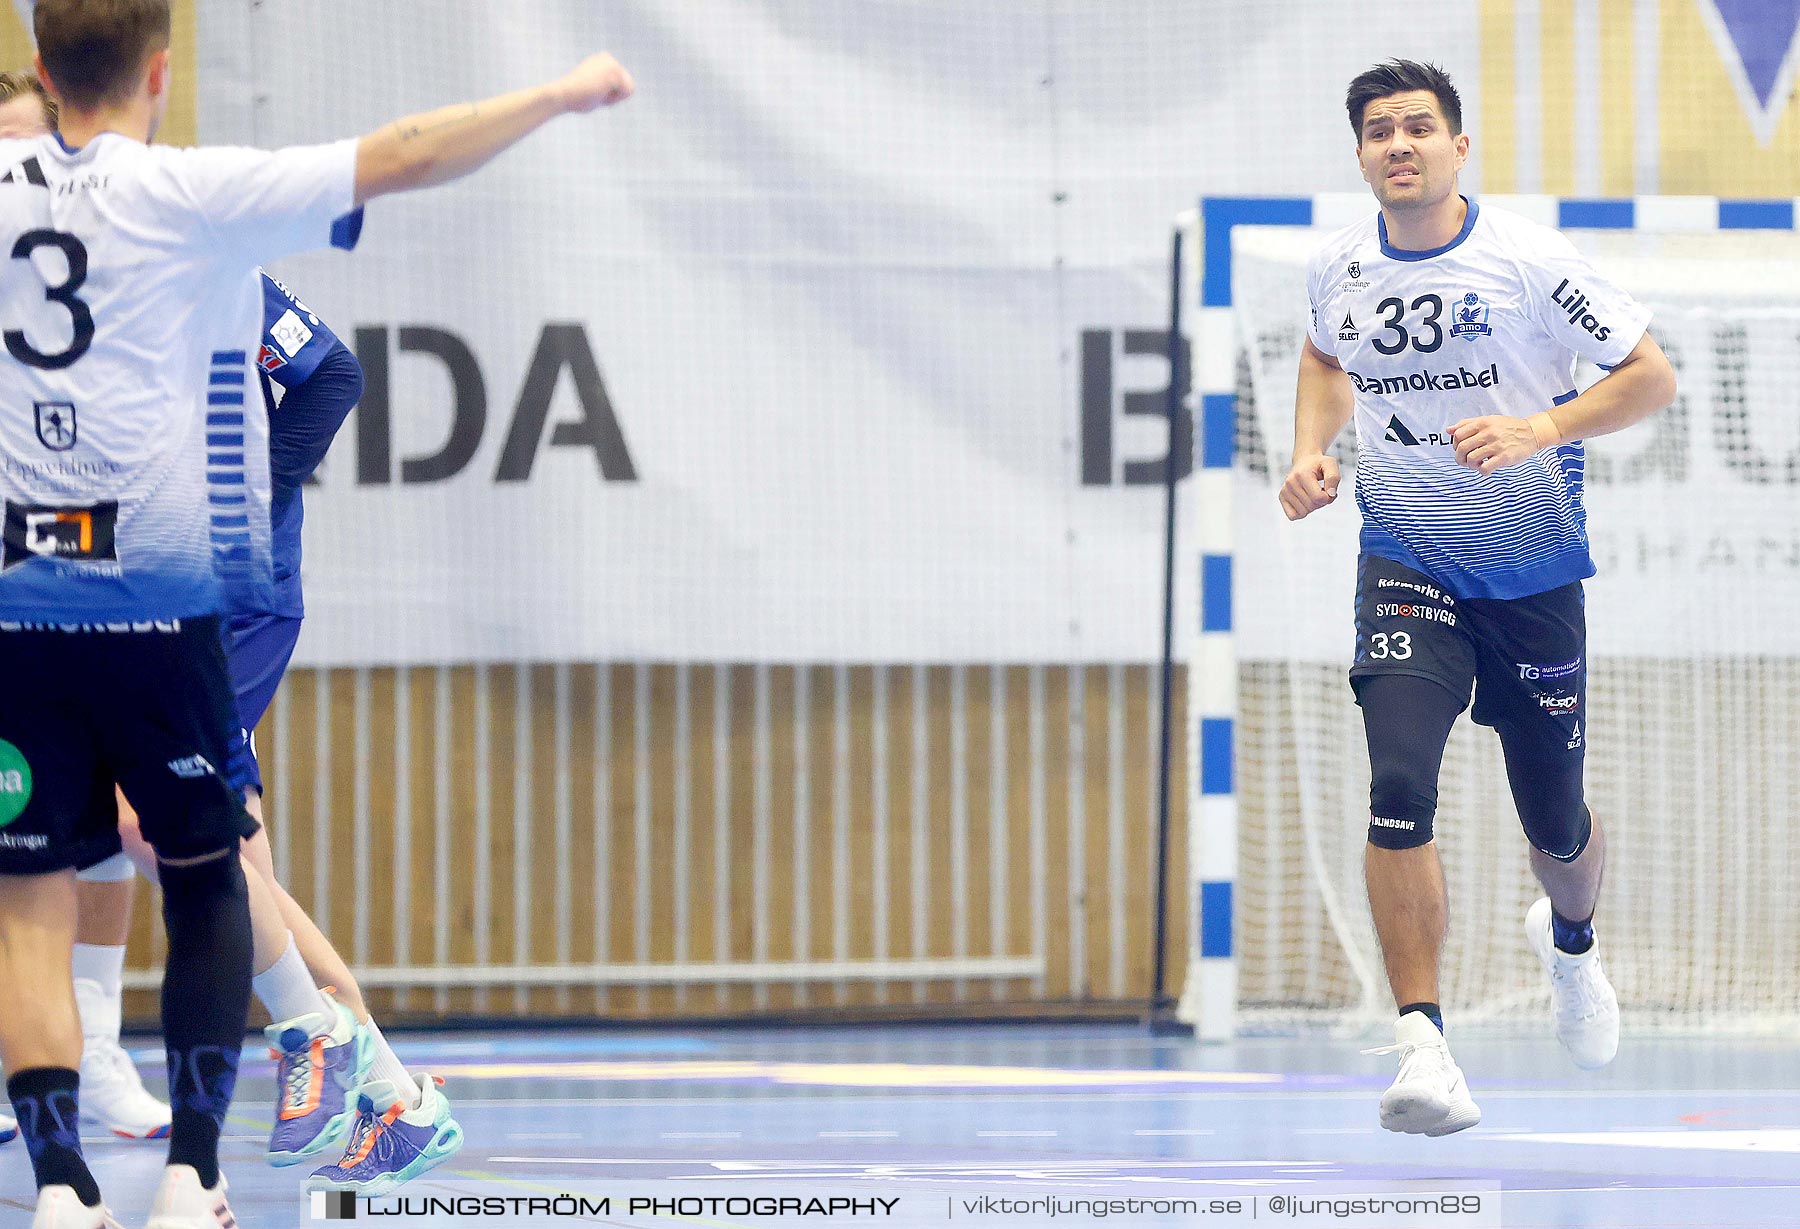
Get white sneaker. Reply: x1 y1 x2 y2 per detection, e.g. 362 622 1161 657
30 1187 121 1229
1363 1011 1481 1136
1 1110 16 1144
145 1166 237 1229
79 1040 172 1140
1525 897 1620 1069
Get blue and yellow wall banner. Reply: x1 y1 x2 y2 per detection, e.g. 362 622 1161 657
1482 0 1800 196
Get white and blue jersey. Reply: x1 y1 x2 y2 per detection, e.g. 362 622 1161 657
0 133 359 624
1305 199 1653 600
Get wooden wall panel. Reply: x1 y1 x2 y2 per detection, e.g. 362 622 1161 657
124 662 1194 1025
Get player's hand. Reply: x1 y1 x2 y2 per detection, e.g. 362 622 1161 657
1279 453 1341 521
558 54 635 113
1449 414 1553 475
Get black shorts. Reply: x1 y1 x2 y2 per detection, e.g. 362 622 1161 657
0 615 260 874
1349 553 1586 749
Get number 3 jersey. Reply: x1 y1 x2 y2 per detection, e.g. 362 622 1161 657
0 132 359 623
1304 198 1653 600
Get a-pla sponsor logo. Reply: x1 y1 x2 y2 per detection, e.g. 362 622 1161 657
1549 279 1611 342
1517 657 1581 682
1450 291 1492 341
1374 601 1456 626
1353 363 1501 397
1382 416 1454 448
1536 692 1580 715
1342 261 1370 292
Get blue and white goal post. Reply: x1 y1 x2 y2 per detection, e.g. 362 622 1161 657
1171 192 1800 1042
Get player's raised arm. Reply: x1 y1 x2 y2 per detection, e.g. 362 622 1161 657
1280 336 1354 522
353 53 634 205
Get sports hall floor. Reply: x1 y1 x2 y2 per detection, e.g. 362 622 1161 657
2 1023 1794 1227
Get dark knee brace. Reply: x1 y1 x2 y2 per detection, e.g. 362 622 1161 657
1358 674 1464 851
1519 800 1592 862
1368 760 1437 849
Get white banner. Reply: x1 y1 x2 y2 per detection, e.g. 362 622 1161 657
190 1 1478 667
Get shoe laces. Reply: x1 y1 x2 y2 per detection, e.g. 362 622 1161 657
87 1039 142 1084
1362 1036 1454 1083
338 1100 404 1169
1550 954 1608 1021
276 1037 326 1117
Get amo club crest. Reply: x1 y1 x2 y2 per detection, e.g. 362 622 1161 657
1450 291 1491 341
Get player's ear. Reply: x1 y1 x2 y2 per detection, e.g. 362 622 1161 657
1453 130 1470 171
145 47 171 101
31 54 61 106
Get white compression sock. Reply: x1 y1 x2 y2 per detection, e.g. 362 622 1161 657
365 1021 421 1109
252 935 340 1031
71 943 126 1041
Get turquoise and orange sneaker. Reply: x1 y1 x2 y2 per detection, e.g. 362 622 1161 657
265 996 373 1166
310 1075 463 1198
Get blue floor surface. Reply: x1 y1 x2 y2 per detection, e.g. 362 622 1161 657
3 1024 1796 1227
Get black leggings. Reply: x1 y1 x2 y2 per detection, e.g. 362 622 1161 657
1358 673 1590 859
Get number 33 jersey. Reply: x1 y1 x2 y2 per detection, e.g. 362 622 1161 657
1304 199 1652 600
0 132 359 623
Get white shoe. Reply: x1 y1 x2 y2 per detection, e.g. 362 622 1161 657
1364 1011 1482 1136
145 1165 237 1229
30 1187 121 1229
1525 897 1620 1069
1 1110 16 1144
78 1040 172 1140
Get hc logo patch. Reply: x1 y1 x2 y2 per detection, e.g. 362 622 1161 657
1347 261 1361 279
1450 291 1492 341
310 1190 357 1219
33 401 75 451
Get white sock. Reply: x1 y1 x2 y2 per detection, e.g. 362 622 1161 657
72 943 127 1043
252 936 338 1031
365 1021 421 1110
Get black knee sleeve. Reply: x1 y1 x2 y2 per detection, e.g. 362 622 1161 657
159 849 252 1187
1368 763 1437 848
1519 801 1592 862
1358 674 1464 851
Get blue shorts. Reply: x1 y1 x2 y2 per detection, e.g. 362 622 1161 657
221 612 304 795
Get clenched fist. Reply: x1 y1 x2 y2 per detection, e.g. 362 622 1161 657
1279 453 1341 521
559 54 636 113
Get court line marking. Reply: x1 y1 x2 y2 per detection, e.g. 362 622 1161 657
976 1130 1059 1138
1132 1129 1217 1136
659 1132 743 1140
818 1131 900 1138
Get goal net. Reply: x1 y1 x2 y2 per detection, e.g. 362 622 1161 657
1218 215 1800 1033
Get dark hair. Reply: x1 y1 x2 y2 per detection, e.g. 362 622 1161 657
1345 59 1462 140
33 0 171 112
0 70 57 128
